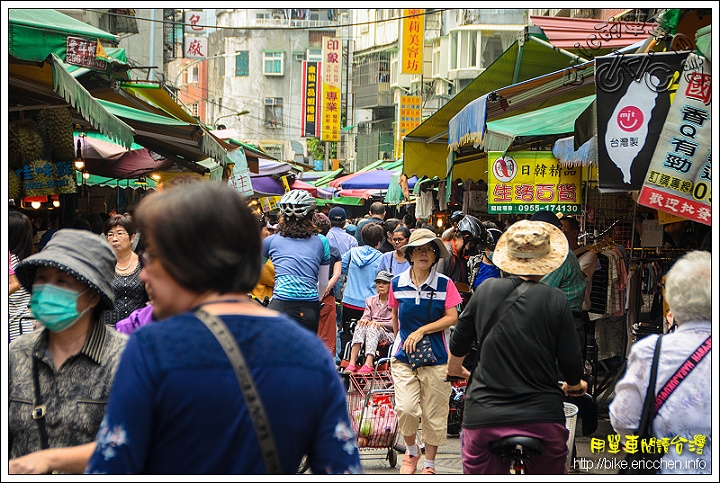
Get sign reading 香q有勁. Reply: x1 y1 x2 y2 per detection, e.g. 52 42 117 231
488 151 581 215
637 53 712 226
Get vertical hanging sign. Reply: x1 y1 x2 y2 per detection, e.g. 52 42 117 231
320 37 341 142
401 9 424 75
301 61 319 137
396 95 422 158
637 53 712 226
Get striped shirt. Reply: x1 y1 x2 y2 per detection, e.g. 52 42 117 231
9 253 35 343
541 251 586 313
388 268 462 365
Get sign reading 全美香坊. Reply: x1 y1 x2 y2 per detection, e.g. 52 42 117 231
302 61 319 137
488 151 581 215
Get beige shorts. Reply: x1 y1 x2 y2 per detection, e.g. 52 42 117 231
390 358 451 447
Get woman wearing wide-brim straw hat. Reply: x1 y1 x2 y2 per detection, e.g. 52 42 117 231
446 219 587 474
389 228 463 475
9 229 128 474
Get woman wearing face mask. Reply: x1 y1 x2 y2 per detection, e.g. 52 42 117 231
8 229 128 474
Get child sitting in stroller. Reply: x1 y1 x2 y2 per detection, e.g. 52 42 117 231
342 271 395 374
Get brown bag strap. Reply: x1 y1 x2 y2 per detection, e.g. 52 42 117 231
195 309 282 474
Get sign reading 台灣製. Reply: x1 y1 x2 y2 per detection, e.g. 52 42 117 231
595 51 687 191
637 53 712 226
488 151 581 215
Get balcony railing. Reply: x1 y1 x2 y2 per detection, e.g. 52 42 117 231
249 18 338 28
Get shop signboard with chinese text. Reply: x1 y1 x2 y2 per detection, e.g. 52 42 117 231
226 147 254 197
184 36 207 59
637 53 711 226
596 51 687 190
17 161 77 197
184 10 206 33
488 151 581 215
66 37 108 71
320 37 341 142
301 61 319 137
395 96 422 157
401 9 424 75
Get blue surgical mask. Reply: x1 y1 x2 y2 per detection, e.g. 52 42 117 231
29 284 91 332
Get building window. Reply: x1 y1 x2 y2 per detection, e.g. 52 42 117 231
189 65 199 83
190 102 199 117
263 52 284 76
235 51 249 76
264 98 283 128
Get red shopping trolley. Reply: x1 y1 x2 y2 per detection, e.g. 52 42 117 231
347 369 399 468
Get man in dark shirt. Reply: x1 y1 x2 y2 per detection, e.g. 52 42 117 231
447 219 587 474
355 202 385 246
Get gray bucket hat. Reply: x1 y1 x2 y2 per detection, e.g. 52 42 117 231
15 229 117 310
374 270 394 283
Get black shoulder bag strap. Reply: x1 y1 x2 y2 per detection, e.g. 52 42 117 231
195 309 282 474
636 336 663 439
32 356 49 450
477 279 532 351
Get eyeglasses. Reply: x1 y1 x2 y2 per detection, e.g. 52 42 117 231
392 237 407 242
106 231 129 239
413 245 437 255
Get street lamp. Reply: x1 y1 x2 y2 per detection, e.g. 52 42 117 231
214 110 250 129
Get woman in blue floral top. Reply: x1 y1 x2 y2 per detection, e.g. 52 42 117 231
85 183 360 475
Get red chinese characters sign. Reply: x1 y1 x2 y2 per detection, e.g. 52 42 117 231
638 53 712 225
66 37 107 71
320 37 341 142
401 9 424 75
488 151 581 215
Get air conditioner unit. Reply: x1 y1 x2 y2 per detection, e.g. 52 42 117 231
293 52 306 61
264 98 276 106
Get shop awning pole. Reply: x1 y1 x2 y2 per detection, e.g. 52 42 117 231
526 35 590 65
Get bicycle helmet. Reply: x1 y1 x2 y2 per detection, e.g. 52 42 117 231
450 210 466 224
485 228 503 249
277 189 316 220
457 215 484 240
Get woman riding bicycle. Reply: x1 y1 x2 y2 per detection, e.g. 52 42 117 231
447 220 587 474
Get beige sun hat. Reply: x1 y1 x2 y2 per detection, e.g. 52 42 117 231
492 219 568 276
398 228 450 259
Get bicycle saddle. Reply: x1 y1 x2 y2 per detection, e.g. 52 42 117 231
489 436 544 457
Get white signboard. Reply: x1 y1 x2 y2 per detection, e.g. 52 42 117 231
184 11 206 33
183 36 208 59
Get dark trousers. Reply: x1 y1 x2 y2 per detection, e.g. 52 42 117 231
268 299 320 334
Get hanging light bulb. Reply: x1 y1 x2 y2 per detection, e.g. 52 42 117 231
83 170 91 180
74 133 86 170
52 200 61 208
31 201 42 209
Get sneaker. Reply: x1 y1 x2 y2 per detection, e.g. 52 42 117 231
343 364 357 374
421 466 436 474
400 454 420 474
357 365 374 374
